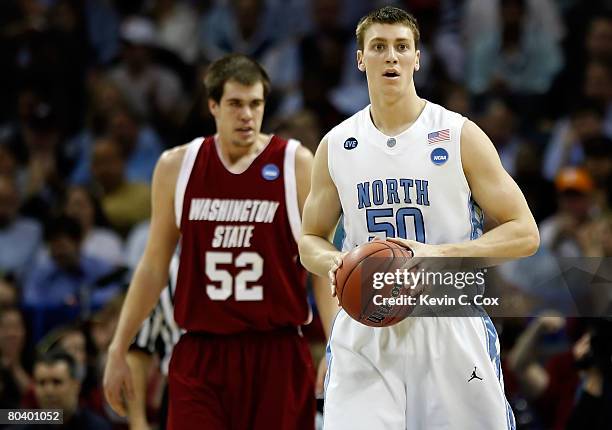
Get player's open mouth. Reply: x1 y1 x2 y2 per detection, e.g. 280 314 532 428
236 127 253 134
383 70 400 79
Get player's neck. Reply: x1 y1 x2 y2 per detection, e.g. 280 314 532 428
215 133 271 171
369 88 425 136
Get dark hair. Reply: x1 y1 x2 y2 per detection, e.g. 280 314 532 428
569 98 605 119
35 349 78 379
44 215 83 243
583 136 612 158
204 54 271 103
93 136 127 161
588 11 612 27
108 103 143 126
356 6 420 50
63 186 111 228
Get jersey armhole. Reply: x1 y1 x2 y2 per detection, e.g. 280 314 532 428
456 117 471 194
284 139 302 243
327 133 337 186
174 138 205 229
456 117 485 240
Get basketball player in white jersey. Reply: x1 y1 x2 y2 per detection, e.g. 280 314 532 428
299 6 539 430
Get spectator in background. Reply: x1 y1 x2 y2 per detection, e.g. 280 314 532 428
46 0 92 133
199 0 302 118
0 143 24 191
539 167 597 257
0 175 42 281
66 76 126 183
107 105 163 182
439 82 471 116
298 0 351 132
0 275 19 307
462 0 565 50
548 13 612 118
543 100 604 181
512 143 556 223
586 13 612 62
36 323 104 414
90 137 151 236
11 350 110 430
149 0 199 65
582 136 612 211
430 0 466 84
273 109 322 155
22 215 121 341
107 16 183 132
71 104 163 185
466 0 563 98
63 185 123 267
507 314 583 430
0 307 32 409
124 220 150 273
19 101 69 222
476 98 524 176
583 59 612 135
566 319 612 430
83 0 120 65
578 214 612 259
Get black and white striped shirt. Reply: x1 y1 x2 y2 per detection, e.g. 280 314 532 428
131 255 183 376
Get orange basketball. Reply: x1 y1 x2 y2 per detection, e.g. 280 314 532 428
335 240 414 327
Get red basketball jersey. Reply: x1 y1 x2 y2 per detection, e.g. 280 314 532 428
173 136 310 333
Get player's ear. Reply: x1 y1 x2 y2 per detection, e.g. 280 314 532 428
414 49 421 72
208 98 219 117
356 50 365 72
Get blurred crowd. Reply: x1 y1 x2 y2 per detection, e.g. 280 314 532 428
0 0 611 429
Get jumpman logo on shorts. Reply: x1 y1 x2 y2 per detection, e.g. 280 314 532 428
468 367 483 382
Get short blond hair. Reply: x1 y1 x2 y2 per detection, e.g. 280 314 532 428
356 6 420 51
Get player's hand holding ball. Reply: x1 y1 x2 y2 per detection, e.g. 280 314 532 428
333 240 416 327
328 252 348 303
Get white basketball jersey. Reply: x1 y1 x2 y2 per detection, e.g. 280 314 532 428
328 101 483 250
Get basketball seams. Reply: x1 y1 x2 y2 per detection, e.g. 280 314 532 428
338 245 393 306
357 241 401 321
336 241 390 300
338 241 413 325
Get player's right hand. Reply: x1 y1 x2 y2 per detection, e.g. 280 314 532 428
328 252 346 301
103 349 134 417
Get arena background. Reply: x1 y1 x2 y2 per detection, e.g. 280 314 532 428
0 0 611 429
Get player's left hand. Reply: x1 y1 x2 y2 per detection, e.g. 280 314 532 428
315 356 328 399
103 349 134 417
386 238 445 259
386 238 448 283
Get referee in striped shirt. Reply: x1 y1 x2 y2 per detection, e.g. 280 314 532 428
126 255 182 430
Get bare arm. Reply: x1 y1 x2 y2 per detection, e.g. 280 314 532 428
126 350 153 429
298 136 344 278
295 143 339 336
392 120 539 258
104 147 183 416
507 315 565 399
450 120 539 257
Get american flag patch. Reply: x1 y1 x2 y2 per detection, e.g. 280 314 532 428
427 129 450 144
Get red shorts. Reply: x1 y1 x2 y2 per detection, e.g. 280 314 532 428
167 328 315 430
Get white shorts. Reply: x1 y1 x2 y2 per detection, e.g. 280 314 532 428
323 311 515 430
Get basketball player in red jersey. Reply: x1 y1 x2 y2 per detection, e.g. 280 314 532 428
103 54 336 430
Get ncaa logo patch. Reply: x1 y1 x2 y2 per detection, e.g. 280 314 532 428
343 137 358 150
431 148 449 165
261 163 280 181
